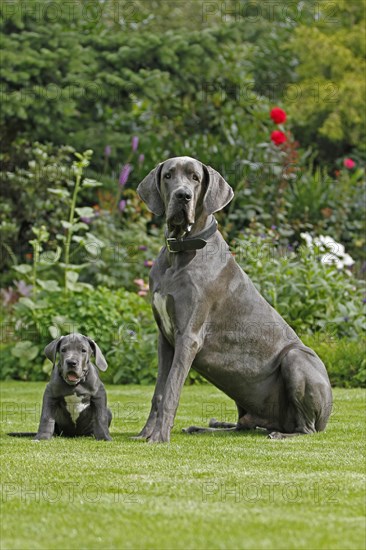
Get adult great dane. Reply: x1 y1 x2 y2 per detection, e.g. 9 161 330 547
136 156 332 443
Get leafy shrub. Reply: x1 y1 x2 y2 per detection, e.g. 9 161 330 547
0 142 77 283
233 225 365 339
303 336 366 388
81 201 163 292
1 286 158 385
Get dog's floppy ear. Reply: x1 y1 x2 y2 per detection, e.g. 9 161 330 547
86 338 108 372
202 164 234 214
44 336 64 366
137 163 165 215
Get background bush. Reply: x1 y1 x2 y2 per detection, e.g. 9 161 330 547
1 0 365 387
1 286 158 384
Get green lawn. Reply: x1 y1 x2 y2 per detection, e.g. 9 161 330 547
1 382 365 550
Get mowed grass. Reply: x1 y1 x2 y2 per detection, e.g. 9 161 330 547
0 382 365 550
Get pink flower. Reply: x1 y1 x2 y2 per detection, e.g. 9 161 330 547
132 136 139 152
119 200 127 212
119 164 132 186
270 130 287 146
270 107 287 124
343 158 356 169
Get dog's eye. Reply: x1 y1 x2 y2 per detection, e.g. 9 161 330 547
61 347 67 353
82 349 87 353
164 173 171 179
192 174 199 181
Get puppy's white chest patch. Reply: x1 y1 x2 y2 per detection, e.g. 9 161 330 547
64 394 89 424
153 293 174 341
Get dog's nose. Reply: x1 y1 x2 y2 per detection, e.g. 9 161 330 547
175 188 192 203
66 359 77 368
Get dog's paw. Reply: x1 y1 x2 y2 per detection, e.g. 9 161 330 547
147 430 170 444
268 431 285 440
208 418 219 428
182 426 201 434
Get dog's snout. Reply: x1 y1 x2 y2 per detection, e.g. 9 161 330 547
66 359 78 368
175 188 192 203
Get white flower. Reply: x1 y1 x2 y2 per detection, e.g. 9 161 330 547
300 232 313 247
301 233 354 271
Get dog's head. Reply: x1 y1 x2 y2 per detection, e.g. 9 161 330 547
137 156 233 238
44 333 108 385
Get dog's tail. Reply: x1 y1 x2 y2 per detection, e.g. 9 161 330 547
7 432 37 437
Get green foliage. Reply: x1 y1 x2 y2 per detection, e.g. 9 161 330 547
0 142 76 281
1 286 158 384
83 214 162 292
286 0 366 159
304 336 366 388
233 225 365 339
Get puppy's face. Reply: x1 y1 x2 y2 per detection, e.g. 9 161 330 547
58 334 92 385
159 157 206 238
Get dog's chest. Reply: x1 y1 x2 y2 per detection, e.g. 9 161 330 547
153 292 174 342
63 394 90 424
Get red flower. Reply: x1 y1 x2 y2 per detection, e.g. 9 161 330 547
271 130 287 146
270 107 287 124
343 158 356 169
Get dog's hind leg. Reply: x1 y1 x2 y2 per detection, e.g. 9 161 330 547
268 347 332 440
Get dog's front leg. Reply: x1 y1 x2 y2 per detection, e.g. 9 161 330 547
134 333 174 439
148 337 198 443
34 387 57 440
92 388 112 441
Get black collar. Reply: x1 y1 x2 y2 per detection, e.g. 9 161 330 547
165 217 218 253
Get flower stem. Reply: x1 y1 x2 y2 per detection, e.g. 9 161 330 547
64 170 82 293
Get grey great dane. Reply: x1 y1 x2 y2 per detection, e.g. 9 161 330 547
136 156 332 443
8 333 112 440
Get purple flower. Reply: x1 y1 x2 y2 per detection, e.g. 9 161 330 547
1 287 16 306
80 216 92 224
138 153 145 167
343 316 349 322
104 145 112 157
271 225 277 230
362 297 366 304
119 200 127 212
119 164 132 186
132 136 139 152
139 245 147 251
15 280 32 297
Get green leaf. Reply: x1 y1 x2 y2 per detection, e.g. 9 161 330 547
12 264 32 274
75 207 94 218
66 271 79 284
18 297 36 310
72 222 89 232
39 247 62 264
37 279 61 292
49 326 60 339
82 178 103 188
11 341 39 361
47 188 70 199
61 221 73 229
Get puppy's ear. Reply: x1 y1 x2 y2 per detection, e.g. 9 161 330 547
137 163 164 215
44 336 64 365
86 338 108 372
202 164 234 215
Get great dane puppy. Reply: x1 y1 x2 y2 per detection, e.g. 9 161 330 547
33 333 112 440
136 156 332 443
